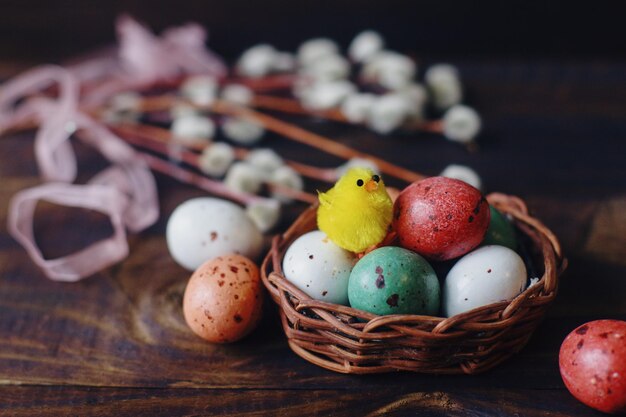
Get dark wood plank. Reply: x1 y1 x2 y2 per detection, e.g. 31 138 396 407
0 386 603 417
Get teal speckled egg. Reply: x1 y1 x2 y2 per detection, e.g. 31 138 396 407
482 206 517 250
348 246 440 316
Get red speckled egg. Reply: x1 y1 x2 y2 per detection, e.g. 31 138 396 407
559 320 626 414
393 176 490 261
183 254 264 343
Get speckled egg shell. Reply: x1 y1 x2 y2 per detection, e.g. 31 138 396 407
482 206 517 250
348 246 440 316
559 320 626 414
183 254 263 343
166 197 263 271
393 176 490 261
282 230 356 305
443 245 527 317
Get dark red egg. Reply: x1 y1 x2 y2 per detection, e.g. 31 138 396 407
559 320 626 414
393 176 490 261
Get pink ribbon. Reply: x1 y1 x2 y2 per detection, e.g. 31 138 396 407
1 65 158 281
117 15 227 81
8 183 130 282
83 15 227 106
0 66 79 182
76 114 159 233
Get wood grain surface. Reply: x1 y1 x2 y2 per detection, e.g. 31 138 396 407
1 59 625 416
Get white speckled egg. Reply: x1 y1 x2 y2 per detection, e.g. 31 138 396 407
282 230 356 305
166 198 263 271
443 245 527 317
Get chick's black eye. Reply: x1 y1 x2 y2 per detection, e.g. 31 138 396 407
356 179 364 187
372 175 380 183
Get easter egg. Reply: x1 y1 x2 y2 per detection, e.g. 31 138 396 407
348 246 440 316
393 176 490 261
443 245 527 317
559 320 626 414
166 197 263 270
282 230 356 305
183 254 264 343
482 206 517 250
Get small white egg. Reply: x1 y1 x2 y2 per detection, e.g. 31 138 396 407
424 64 462 110
269 166 304 203
222 117 265 145
246 199 281 233
362 51 416 90
236 44 278 78
443 245 527 317
442 105 482 144
166 198 263 270
340 93 377 123
171 114 215 143
224 162 266 194
198 142 235 177
301 53 350 81
245 148 284 175
335 157 380 179
440 164 482 190
394 83 428 119
272 52 296 72
349 30 384 63
180 75 218 106
378 68 414 90
221 84 253 105
170 103 199 119
282 230 356 305
299 80 356 111
366 93 411 134
297 38 338 67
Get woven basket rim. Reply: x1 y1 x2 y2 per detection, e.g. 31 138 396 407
261 192 567 374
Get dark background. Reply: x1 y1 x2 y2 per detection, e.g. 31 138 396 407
0 1 625 63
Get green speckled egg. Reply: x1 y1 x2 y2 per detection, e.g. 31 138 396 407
482 206 517 250
348 246 440 316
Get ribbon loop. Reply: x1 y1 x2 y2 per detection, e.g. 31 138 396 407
8 183 130 282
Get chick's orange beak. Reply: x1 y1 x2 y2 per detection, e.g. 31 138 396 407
365 179 379 192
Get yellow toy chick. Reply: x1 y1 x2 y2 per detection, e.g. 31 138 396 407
317 167 393 253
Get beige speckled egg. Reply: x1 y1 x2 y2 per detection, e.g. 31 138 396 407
166 197 263 271
183 254 263 343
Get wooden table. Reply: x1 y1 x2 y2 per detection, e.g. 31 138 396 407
1 60 625 416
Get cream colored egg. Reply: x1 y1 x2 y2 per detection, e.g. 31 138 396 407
166 198 263 271
443 245 527 317
282 230 356 305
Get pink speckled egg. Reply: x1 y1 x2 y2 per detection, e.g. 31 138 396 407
183 254 263 343
393 176 490 261
559 320 626 414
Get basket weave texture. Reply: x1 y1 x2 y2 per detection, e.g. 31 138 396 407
261 193 567 374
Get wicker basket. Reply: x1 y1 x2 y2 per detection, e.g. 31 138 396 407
261 192 567 374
